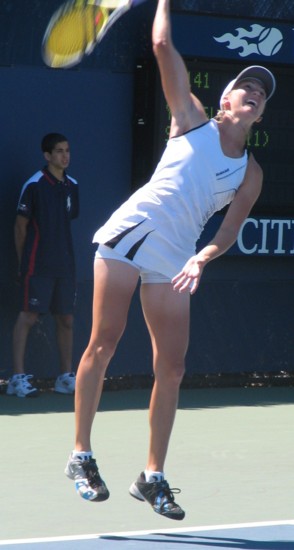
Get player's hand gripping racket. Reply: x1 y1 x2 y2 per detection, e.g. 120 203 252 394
42 0 146 69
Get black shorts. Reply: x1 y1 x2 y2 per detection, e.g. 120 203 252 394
19 275 77 315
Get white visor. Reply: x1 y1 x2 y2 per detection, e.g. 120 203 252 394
220 65 276 108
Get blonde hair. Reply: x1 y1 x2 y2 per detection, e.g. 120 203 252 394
214 109 226 123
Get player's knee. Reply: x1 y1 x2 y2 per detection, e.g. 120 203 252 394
170 363 186 385
90 333 120 367
155 359 186 386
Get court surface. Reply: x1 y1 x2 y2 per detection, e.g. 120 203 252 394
0 386 293 549
1 522 294 549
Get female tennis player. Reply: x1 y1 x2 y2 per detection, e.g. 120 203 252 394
65 0 276 520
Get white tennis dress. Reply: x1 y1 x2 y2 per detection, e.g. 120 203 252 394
94 119 248 279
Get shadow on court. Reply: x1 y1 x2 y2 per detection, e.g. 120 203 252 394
190 538 294 548
0 386 294 416
101 533 294 548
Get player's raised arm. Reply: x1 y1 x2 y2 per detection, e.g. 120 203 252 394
152 0 207 136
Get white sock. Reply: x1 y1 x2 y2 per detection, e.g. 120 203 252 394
144 470 164 482
72 450 93 461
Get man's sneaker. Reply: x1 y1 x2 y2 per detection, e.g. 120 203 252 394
55 372 75 394
65 454 110 502
129 472 185 520
6 374 39 398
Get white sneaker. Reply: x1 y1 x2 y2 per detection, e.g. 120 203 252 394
55 372 76 394
65 453 110 501
6 374 39 398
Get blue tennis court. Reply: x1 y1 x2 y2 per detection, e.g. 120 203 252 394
1 521 293 549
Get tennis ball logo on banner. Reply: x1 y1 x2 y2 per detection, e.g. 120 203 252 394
213 24 283 57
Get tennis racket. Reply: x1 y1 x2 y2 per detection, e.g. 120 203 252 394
42 0 146 69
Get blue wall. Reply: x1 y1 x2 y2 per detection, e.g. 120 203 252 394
0 0 293 381
0 65 136 378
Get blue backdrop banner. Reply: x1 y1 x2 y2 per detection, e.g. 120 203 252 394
173 13 294 65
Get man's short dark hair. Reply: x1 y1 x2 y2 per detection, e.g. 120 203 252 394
41 133 68 153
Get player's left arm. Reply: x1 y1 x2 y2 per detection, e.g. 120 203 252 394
172 154 263 293
206 153 263 258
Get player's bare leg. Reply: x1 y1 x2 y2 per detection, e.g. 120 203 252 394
129 282 189 519
65 258 139 501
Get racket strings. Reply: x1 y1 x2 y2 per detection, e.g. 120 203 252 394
43 0 109 68
42 0 134 68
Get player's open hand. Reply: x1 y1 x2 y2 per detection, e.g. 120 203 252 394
172 255 205 295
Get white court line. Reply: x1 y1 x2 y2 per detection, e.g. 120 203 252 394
0 519 294 546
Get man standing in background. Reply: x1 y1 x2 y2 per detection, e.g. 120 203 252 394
7 133 79 397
